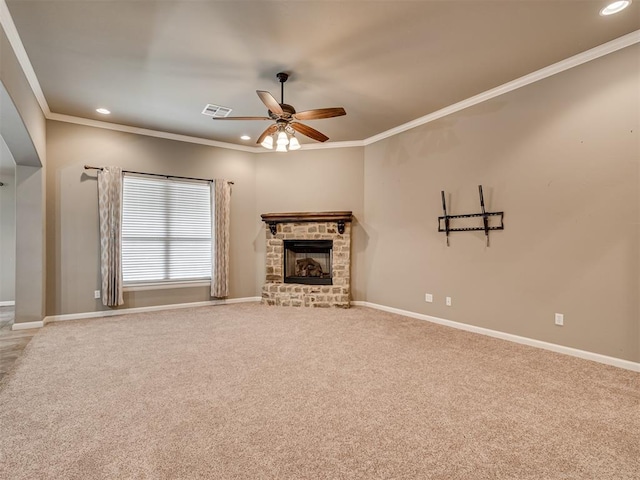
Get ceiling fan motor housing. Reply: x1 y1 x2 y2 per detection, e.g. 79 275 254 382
269 103 296 120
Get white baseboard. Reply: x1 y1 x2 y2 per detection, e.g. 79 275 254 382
350 301 640 372
13 297 638 372
11 320 44 330
0 300 15 306
42 296 262 324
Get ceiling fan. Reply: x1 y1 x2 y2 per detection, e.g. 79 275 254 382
211 72 346 150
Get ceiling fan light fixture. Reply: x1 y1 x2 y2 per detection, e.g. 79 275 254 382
600 0 631 15
216 73 345 149
277 130 289 146
288 136 301 151
261 135 274 150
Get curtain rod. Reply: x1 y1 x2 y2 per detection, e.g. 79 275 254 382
83 165 234 185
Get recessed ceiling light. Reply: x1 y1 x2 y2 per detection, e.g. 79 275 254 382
240 135 251 141
96 108 111 115
600 0 632 15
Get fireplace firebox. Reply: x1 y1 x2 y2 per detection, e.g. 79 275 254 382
284 240 332 285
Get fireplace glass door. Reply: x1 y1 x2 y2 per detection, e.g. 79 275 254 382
284 240 332 285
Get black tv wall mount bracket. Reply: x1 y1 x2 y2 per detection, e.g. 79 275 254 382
438 185 504 247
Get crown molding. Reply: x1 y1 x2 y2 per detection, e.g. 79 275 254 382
297 140 365 150
47 113 260 153
258 139 365 153
2 0 638 154
46 113 364 153
49 112 364 152
364 29 640 146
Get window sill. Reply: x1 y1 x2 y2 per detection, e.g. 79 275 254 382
123 281 211 292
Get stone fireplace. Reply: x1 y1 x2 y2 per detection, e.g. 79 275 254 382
261 211 352 308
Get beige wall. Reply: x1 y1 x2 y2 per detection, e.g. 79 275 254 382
8 16 638 363
0 135 15 302
45 125 367 314
363 45 640 362
45 121 257 315
15 164 46 322
255 147 366 300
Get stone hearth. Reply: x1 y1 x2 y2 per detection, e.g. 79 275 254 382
261 212 352 308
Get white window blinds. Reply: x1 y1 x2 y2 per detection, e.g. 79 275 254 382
122 174 212 284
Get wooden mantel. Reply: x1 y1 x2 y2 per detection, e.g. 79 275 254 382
261 211 352 235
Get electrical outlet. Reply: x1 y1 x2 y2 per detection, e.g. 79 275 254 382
446 296 452 307
555 313 564 326
425 293 433 303
94 290 101 299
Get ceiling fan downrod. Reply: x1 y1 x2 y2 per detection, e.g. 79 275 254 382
276 72 289 105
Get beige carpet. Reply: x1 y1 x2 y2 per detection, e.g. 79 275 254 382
0 304 638 479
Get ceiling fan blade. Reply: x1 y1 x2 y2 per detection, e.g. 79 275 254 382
293 107 346 121
211 116 271 120
256 124 278 145
291 122 330 143
257 90 284 115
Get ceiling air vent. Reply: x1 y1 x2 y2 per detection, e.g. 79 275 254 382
202 104 233 118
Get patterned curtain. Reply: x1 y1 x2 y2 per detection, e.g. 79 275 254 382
211 179 231 298
97 167 124 306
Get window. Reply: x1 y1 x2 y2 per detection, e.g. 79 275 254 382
121 174 212 285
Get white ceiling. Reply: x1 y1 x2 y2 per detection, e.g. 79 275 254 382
5 1 640 148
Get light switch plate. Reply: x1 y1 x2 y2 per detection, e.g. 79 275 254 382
555 313 564 326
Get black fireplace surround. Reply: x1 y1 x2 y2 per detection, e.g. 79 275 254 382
284 240 333 285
